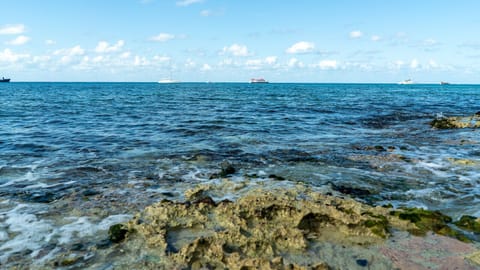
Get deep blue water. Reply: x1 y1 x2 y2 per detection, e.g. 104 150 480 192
0 82 479 265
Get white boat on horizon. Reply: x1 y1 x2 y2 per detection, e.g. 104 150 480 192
158 79 180 84
398 79 413 85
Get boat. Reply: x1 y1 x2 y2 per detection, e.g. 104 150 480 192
250 78 268 83
398 79 413 85
0 77 10 82
440 81 450 85
158 79 180 84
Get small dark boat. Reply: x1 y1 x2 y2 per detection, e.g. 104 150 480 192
0 77 10 82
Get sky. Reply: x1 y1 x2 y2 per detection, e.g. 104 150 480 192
1 0 480 83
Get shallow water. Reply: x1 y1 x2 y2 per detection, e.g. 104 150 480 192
0 82 479 267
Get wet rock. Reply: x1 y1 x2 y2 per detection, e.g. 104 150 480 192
108 223 129 243
448 158 480 166
453 215 480 233
332 184 372 197
119 187 406 268
268 174 286 181
220 160 236 177
82 189 100 196
356 259 368 267
161 191 176 197
430 114 480 129
364 145 386 152
110 184 478 269
192 196 217 206
267 149 316 162
22 190 60 203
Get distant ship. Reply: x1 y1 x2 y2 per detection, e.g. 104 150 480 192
0 77 10 82
398 79 413 85
158 79 180 84
250 78 268 83
440 81 450 85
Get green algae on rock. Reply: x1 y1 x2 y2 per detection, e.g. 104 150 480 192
390 208 471 242
454 215 480 233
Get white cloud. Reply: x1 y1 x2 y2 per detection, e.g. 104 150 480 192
120 52 131 59
200 9 213 16
32 55 51 63
134 56 149 66
150 33 175 42
54 45 85 57
394 60 404 69
265 56 277 65
287 57 304 68
6 35 30 45
153 55 171 63
371 35 381 42
185 58 196 68
221 44 250 57
423 38 437 46
199 8 224 17
95 40 124 53
245 56 278 70
427 59 438 69
312 60 338 70
350 30 363 39
0 24 25 35
286 41 315 54
410 58 419 69
176 0 203 7
45 39 56 45
0 48 30 63
201 63 212 71
53 45 85 65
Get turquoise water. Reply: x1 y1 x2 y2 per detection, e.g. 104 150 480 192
0 82 479 267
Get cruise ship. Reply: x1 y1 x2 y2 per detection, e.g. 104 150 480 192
250 78 268 83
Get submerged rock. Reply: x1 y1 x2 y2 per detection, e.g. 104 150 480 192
430 114 480 129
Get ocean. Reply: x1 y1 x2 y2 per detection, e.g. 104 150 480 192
0 82 479 267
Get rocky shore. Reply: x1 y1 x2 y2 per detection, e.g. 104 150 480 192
430 113 480 129
101 181 480 269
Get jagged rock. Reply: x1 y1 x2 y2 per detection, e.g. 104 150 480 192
430 114 480 129
120 187 404 268
110 184 478 269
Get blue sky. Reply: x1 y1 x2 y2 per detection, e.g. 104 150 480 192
1 0 480 82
